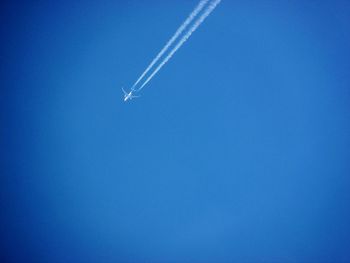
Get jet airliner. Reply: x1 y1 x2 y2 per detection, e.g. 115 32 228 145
122 88 139 102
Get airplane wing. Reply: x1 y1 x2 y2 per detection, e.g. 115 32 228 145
122 87 127 95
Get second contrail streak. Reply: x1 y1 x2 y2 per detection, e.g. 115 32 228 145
131 0 210 90
136 0 221 92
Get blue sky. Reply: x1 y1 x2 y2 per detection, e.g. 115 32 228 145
2 1 350 262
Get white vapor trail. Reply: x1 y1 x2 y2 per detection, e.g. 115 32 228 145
131 0 210 90
135 0 221 92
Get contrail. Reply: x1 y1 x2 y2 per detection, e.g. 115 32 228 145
135 0 221 92
131 0 210 90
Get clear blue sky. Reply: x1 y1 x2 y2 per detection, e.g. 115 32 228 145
2 1 350 262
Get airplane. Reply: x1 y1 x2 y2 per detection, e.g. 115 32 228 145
122 87 139 102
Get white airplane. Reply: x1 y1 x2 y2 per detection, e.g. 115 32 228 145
122 87 139 102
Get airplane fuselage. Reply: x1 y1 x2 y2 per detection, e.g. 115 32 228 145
124 92 132 101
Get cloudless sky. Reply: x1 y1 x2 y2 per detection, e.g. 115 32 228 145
2 0 350 262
